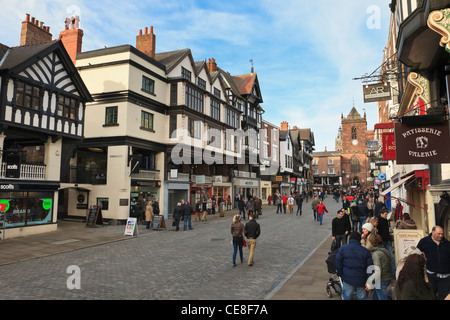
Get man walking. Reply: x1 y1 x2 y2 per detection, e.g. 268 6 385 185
244 213 261 266
335 231 373 300
296 193 303 216
332 209 351 249
417 225 450 300
182 201 194 231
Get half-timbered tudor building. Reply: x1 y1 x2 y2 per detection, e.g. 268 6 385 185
0 16 91 237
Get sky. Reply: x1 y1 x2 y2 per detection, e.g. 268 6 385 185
0 0 392 151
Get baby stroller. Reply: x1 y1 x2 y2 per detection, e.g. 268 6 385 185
325 249 342 298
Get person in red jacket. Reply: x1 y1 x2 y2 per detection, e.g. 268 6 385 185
316 200 328 225
281 193 288 214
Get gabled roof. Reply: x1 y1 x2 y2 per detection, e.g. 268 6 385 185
233 73 258 96
155 48 193 74
0 40 92 102
0 41 56 70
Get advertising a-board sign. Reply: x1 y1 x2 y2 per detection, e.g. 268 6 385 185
395 120 450 164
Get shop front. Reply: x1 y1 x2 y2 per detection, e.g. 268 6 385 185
233 178 260 200
212 176 232 204
0 181 59 238
190 182 213 206
260 180 272 204
130 181 161 218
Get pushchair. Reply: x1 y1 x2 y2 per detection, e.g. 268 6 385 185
325 249 343 298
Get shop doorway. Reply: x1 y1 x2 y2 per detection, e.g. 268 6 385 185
167 189 188 218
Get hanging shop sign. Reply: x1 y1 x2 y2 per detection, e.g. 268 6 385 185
367 140 380 152
382 132 396 161
363 82 391 103
395 120 450 164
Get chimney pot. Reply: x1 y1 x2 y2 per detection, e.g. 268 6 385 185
26 14 30 22
31 17 35 24
136 26 156 59
35 19 39 26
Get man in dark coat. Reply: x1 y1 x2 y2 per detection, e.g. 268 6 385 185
182 202 194 231
417 225 450 300
173 202 183 231
332 209 351 249
335 231 373 300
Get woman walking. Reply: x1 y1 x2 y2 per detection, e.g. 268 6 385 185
231 214 245 267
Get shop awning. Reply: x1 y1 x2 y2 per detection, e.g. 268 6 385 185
381 175 414 196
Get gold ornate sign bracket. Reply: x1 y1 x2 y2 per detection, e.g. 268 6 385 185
428 9 450 54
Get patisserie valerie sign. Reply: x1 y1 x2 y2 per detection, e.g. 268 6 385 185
395 121 450 164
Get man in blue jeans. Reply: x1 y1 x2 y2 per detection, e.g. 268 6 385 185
335 231 373 300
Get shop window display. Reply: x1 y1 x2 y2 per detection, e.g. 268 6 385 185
0 192 53 227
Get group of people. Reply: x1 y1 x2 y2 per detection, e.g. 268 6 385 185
331 200 450 300
237 195 263 220
272 192 305 216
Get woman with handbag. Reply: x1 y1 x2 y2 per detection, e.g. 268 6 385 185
231 214 246 267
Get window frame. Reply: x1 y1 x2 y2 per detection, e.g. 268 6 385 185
140 110 154 131
142 76 155 95
104 106 118 126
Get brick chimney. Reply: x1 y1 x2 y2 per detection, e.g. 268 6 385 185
136 26 156 59
207 58 217 72
281 121 289 131
59 16 83 65
20 13 52 46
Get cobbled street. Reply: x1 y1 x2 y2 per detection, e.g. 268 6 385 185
0 197 342 300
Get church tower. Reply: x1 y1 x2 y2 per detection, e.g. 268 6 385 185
340 105 369 189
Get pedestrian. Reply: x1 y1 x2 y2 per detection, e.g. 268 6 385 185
366 196 375 217
275 194 282 213
349 202 360 232
395 246 423 280
288 194 295 214
296 193 303 216
311 196 319 221
394 199 403 222
182 201 194 231
246 198 254 217
152 198 160 215
282 193 288 213
332 209 351 249
335 231 373 300
394 213 417 229
360 222 375 250
207 197 213 216
365 234 393 300
374 196 386 218
395 253 436 300
238 196 246 220
357 200 369 233
267 194 272 205
315 200 328 225
201 197 208 222
254 196 262 218
417 225 450 300
145 200 153 229
211 195 216 215
231 214 245 267
244 213 261 266
227 195 232 211
194 200 201 221
173 202 183 231
378 209 396 278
